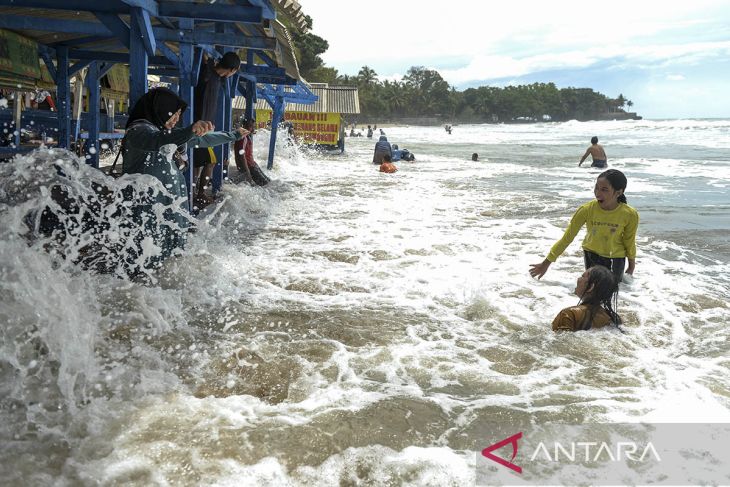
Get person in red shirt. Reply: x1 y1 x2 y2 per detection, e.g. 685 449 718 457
379 153 397 173
233 118 270 186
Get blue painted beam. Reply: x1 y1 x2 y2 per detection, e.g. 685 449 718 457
85 61 100 168
129 7 149 109
153 28 276 50
192 47 203 86
211 25 227 193
50 35 112 48
69 60 92 77
0 15 274 50
156 42 179 66
132 7 156 57
244 79 255 122
0 13 270 51
0 0 258 22
120 0 159 16
240 64 286 77
242 0 275 20
197 44 220 60
39 47 57 84
0 0 130 14
68 49 171 66
147 67 179 77
178 19 195 210
257 81 318 104
268 95 284 169
55 46 71 149
250 50 277 67
0 14 109 36
250 75 297 86
94 13 131 48
98 62 116 80
157 2 262 23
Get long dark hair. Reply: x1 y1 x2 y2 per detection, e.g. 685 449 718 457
598 169 628 204
578 265 622 330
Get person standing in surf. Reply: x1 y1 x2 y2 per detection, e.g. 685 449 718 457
579 136 607 168
529 169 639 284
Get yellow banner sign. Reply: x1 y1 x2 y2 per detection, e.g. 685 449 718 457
256 109 341 145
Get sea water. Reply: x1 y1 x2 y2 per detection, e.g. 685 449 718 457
0 119 728 485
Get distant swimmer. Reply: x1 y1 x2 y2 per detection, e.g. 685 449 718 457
367 125 373 138
379 153 398 173
552 266 623 332
472 153 479 161
529 169 639 284
579 136 607 168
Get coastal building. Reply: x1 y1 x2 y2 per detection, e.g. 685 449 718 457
239 83 360 156
0 0 314 205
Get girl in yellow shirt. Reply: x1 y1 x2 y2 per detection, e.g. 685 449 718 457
530 169 639 284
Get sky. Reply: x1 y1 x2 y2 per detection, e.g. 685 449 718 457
300 0 730 119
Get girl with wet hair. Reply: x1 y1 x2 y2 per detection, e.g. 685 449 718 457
530 169 639 284
552 265 622 331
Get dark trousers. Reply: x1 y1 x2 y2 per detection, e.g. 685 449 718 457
583 250 625 285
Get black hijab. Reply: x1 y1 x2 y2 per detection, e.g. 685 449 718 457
126 87 188 129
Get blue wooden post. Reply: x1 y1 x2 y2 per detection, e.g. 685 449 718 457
55 46 71 149
177 21 194 211
268 94 283 170
221 70 234 181
211 74 226 192
85 61 100 167
129 8 149 108
245 79 256 122
211 28 228 194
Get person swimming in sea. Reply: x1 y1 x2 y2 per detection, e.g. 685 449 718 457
552 265 622 332
579 136 607 168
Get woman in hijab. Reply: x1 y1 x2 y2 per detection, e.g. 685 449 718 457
372 135 392 164
121 87 247 268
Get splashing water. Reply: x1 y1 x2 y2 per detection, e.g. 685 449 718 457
0 120 728 485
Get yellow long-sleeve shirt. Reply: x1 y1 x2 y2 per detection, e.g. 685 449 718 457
547 200 639 262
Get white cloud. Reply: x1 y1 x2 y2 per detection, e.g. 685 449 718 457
300 0 730 117
304 0 730 69
436 41 730 85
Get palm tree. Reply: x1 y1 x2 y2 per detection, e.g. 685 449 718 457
357 66 378 86
626 100 634 111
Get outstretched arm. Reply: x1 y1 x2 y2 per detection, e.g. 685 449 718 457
529 259 552 279
578 148 590 166
188 126 247 149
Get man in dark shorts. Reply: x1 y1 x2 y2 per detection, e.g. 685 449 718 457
579 136 608 168
193 51 240 208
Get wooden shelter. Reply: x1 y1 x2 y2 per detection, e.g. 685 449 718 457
0 0 316 204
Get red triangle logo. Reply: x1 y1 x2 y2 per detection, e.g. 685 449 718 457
481 432 523 474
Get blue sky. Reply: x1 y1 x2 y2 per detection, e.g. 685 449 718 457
302 0 730 119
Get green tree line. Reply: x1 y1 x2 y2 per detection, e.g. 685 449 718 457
285 15 634 122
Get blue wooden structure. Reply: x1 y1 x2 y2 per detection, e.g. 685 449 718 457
0 0 316 208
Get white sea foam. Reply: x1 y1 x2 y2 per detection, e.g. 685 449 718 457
1 122 728 484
